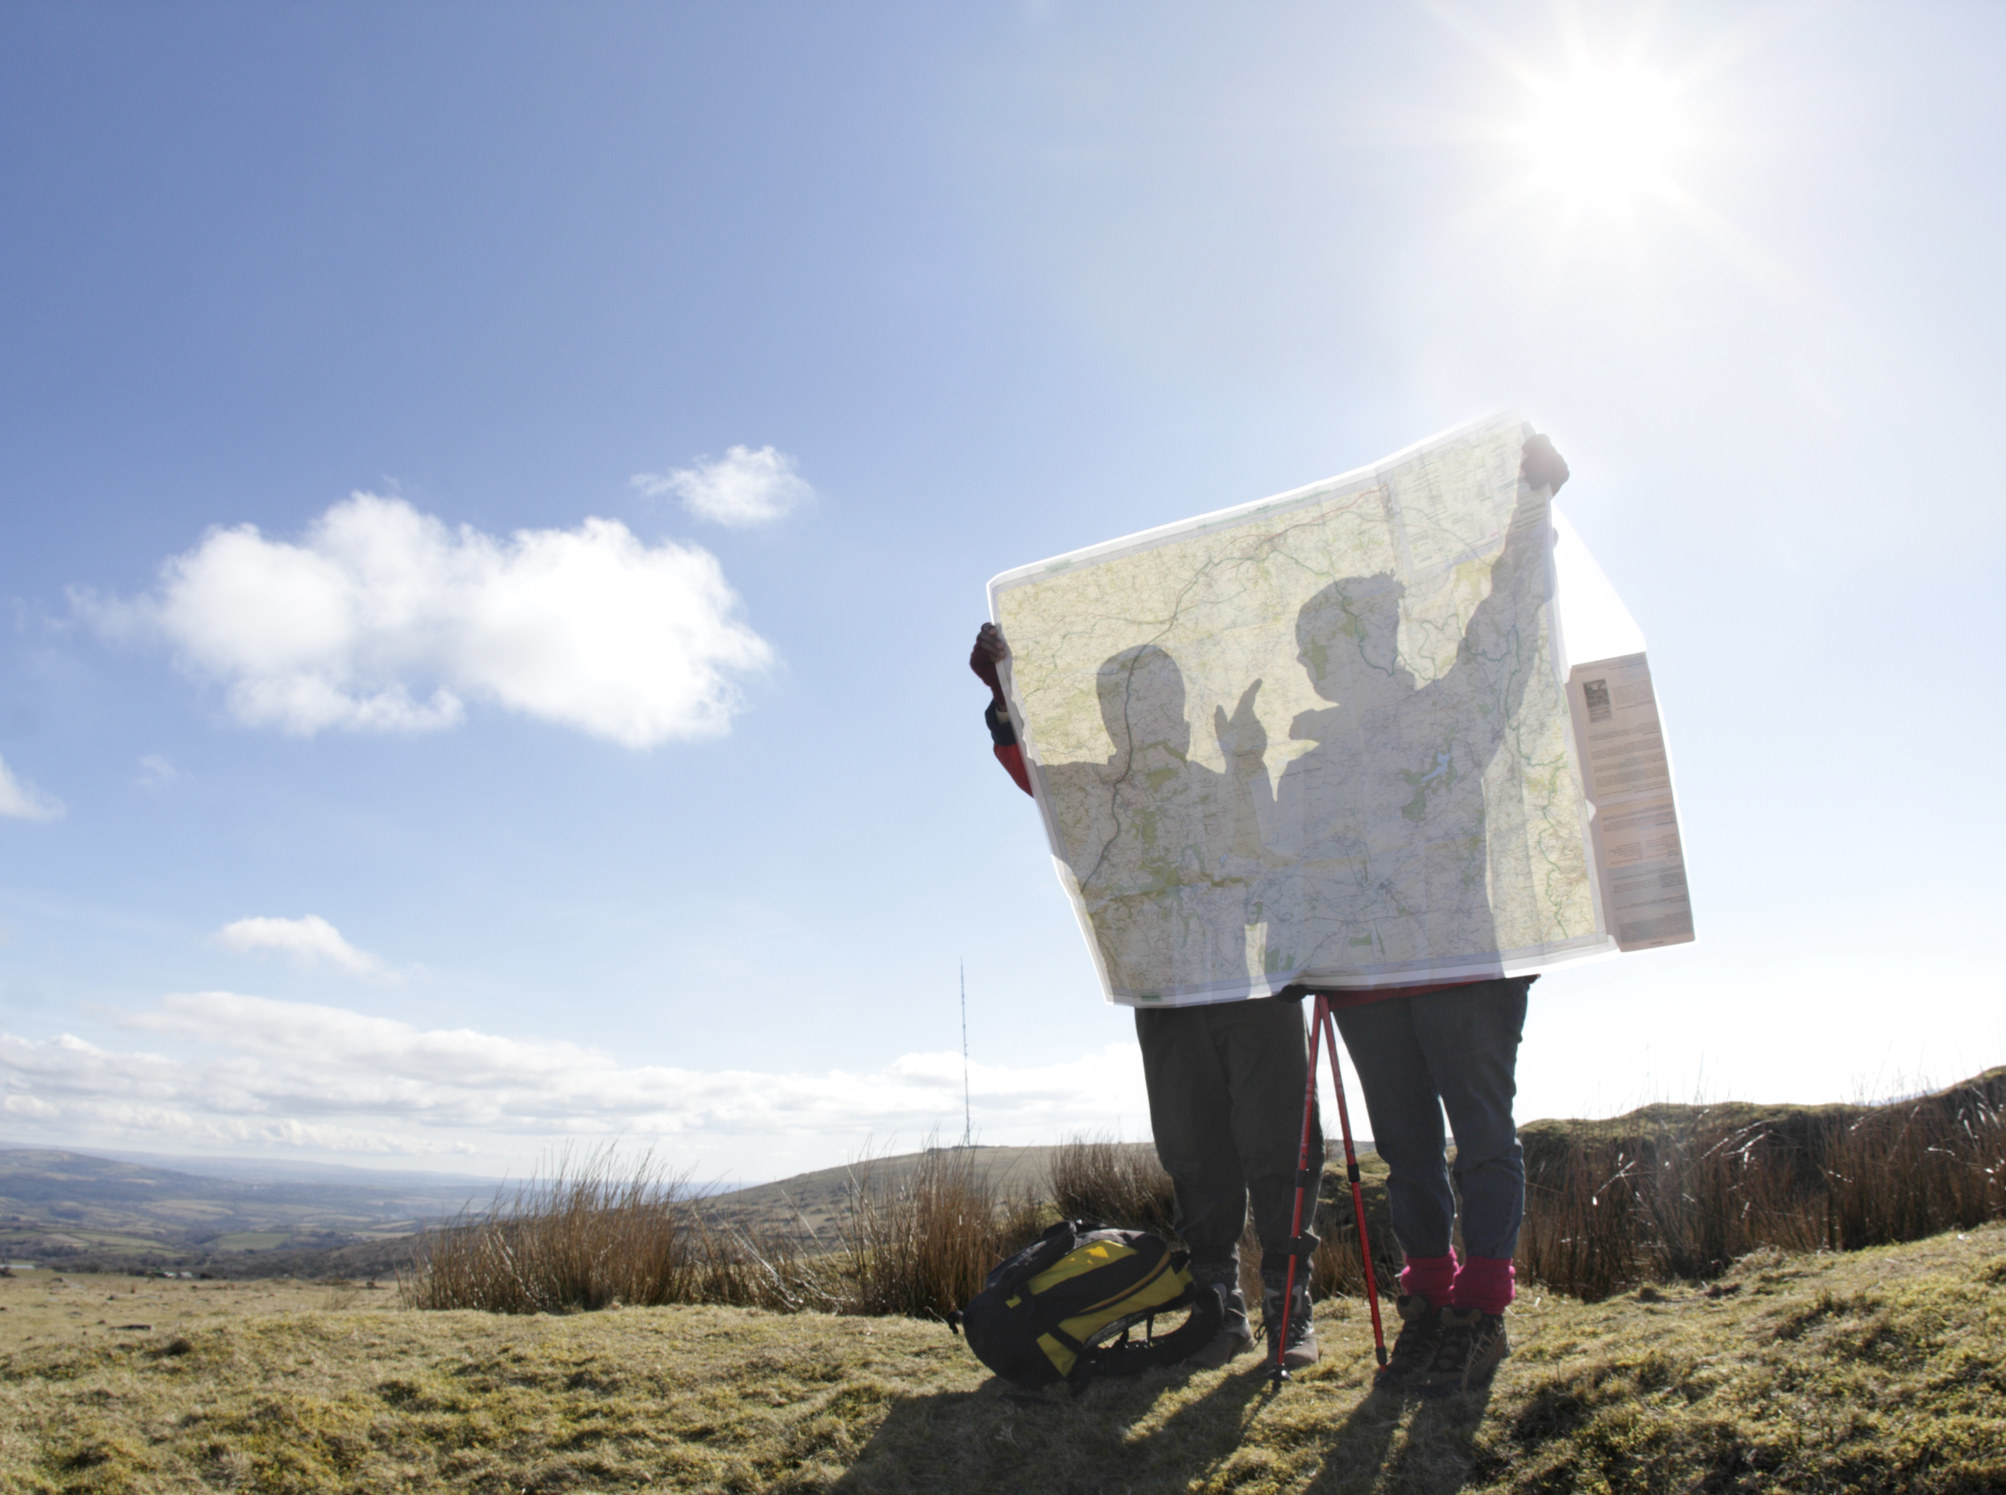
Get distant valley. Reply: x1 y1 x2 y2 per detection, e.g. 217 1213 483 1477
0 1146 499 1277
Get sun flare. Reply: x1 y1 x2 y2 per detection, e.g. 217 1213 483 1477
1517 65 1692 211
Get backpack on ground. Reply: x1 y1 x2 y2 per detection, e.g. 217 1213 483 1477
948 1219 1222 1393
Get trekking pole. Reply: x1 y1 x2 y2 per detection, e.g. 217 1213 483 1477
1270 992 1327 1386
1319 998 1387 1368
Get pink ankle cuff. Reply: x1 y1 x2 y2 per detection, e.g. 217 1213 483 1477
1451 1256 1515 1315
1399 1254 1458 1308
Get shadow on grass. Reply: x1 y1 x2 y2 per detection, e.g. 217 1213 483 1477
1300 1389 1494 1495
830 1362 1489 1494
829 1367 1261 1494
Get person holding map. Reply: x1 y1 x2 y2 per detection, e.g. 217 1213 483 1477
973 625 1318 1369
972 430 1573 1396
1259 434 1569 1397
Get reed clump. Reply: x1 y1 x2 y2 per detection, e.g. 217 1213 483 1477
403 1149 828 1315
1517 1068 2006 1300
1046 1135 1178 1237
841 1147 1017 1320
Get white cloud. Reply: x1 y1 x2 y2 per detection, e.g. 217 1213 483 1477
0 993 1149 1175
0 755 63 821
75 494 773 748
632 445 815 527
215 916 388 980
136 754 180 790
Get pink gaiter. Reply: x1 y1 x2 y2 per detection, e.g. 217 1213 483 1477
1399 1254 1458 1308
1451 1255 1516 1315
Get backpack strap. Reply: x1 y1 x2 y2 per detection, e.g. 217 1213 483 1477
1086 1282 1223 1378
985 1219 1079 1299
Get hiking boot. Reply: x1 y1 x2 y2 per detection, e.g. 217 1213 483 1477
1373 1293 1444 1393
1187 1317 1255 1368
1259 1272 1320 1370
1186 1265 1253 1369
1416 1306 1509 1399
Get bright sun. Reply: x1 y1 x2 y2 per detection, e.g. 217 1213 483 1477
1517 65 1692 212
1463 27 1779 283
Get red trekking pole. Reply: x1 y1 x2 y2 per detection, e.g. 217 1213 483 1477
1271 992 1388 1385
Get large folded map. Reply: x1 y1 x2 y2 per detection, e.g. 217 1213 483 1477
989 414 1693 1006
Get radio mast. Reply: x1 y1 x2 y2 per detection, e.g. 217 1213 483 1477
960 960 972 1149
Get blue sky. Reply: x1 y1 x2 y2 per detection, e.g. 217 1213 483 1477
3 1 2001 1179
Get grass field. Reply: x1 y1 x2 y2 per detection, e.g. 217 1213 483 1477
2 1223 2002 1493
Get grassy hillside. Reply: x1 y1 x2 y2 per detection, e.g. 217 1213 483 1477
2 1223 2001 1493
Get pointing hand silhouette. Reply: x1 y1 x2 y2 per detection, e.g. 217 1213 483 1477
1214 679 1267 764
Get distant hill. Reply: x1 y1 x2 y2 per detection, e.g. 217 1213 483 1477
0 1146 495 1272
693 1138 1371 1244
696 1144 1105 1244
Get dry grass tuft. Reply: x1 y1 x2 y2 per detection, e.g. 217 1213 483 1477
841 1148 1016 1321
1046 1136 1178 1238
403 1148 830 1315
1827 1078 2006 1244
1517 1068 2006 1299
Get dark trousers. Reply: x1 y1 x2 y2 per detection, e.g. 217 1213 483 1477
1135 998 1320 1270
1333 977 1529 1262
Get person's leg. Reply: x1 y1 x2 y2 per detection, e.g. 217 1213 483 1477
1334 996 1457 1301
1136 1006 1251 1263
1407 978 1529 1312
1212 997 1320 1364
1135 1005 1253 1360
1211 997 1316 1263
1407 978 1529 1399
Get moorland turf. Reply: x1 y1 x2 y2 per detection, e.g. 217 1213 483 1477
2 1224 2002 1494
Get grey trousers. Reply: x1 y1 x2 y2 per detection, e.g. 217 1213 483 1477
1333 978 1530 1262
1135 998 1320 1270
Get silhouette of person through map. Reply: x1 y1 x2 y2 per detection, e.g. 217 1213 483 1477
1237 471 1556 980
1045 644 1267 997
